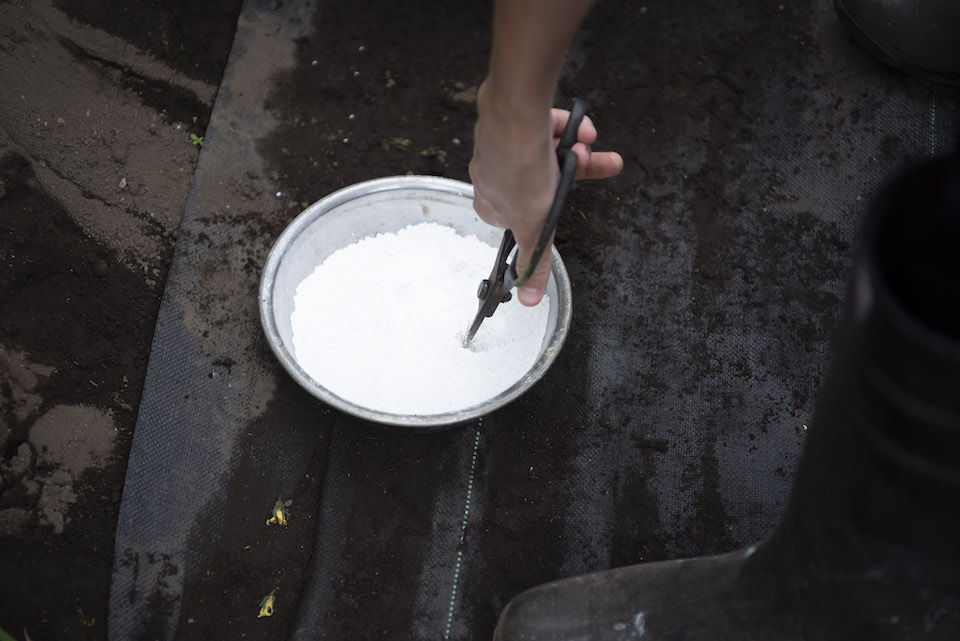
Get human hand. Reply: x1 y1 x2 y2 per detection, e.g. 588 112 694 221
469 85 623 306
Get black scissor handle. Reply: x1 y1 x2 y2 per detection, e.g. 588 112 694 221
465 99 587 346
507 98 586 289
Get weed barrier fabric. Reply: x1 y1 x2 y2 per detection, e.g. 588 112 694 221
109 1 960 640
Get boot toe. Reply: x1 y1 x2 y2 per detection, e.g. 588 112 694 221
494 548 757 641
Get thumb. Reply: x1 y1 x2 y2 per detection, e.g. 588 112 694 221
514 232 555 306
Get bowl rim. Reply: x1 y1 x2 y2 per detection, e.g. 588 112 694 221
259 175 573 429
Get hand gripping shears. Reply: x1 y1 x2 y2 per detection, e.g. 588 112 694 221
462 98 586 347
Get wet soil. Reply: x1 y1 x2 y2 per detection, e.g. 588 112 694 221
0 1 242 638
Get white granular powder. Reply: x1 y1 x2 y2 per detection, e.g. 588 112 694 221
291 222 550 415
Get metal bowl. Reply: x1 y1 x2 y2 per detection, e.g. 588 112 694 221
259 175 573 429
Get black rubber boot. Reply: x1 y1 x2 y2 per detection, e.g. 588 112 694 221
835 0 960 84
493 155 960 641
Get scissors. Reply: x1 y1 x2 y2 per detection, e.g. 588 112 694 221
462 98 586 347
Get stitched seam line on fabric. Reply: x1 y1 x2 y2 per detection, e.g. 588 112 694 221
930 95 936 156
444 421 482 640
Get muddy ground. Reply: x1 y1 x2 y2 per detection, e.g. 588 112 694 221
0 0 242 638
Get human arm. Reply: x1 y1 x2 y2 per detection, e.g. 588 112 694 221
469 0 623 306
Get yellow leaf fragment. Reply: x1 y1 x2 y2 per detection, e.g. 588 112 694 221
258 589 277 618
265 499 288 526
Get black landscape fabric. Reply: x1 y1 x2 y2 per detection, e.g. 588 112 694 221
108 0 960 639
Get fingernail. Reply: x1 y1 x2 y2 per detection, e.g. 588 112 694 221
518 286 543 306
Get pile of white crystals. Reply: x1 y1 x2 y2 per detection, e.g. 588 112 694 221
291 222 550 415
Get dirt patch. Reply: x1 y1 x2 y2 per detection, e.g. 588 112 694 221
0 149 163 638
54 0 242 85
256 0 491 197
0 0 242 638
29 405 118 534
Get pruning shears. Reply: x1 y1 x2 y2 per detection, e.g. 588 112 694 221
462 98 586 346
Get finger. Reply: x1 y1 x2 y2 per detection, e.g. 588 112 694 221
577 114 598 145
550 109 598 145
570 141 593 174
576 150 624 180
514 232 555 306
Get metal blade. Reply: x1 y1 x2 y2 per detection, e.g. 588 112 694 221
462 308 487 347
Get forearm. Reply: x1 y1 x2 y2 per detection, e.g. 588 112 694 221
471 0 621 307
484 0 597 120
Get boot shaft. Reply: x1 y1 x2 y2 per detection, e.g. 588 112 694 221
766 154 960 590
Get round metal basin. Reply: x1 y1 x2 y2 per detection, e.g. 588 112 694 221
259 176 572 429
